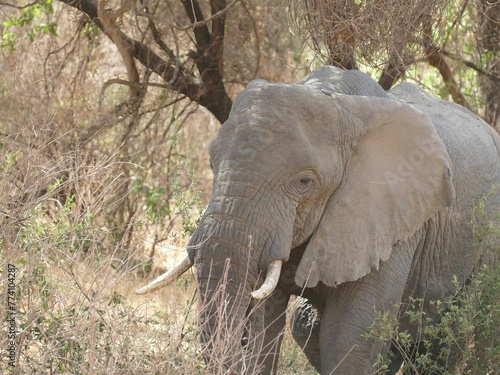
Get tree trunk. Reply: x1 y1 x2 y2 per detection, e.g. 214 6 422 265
478 0 500 132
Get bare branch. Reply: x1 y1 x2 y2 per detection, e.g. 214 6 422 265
140 3 179 66
440 49 500 82
175 0 239 31
420 11 469 108
98 0 141 100
59 0 232 123
134 0 238 32
378 62 406 90
0 1 38 9
180 0 232 121
427 48 469 108
99 79 172 108
182 0 211 51
58 2 196 103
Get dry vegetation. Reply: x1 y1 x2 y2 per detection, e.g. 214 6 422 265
1 0 498 373
289 0 500 130
0 1 316 373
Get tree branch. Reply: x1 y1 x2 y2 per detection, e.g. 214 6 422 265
378 62 407 90
97 0 140 100
439 49 500 82
175 0 238 31
0 1 38 9
427 48 469 108
181 0 211 55
422 16 469 108
180 0 232 121
59 0 231 123
141 3 179 68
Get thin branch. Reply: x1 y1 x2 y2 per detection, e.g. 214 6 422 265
239 0 260 80
142 6 179 66
58 1 201 103
175 0 238 31
99 78 173 107
98 0 140 100
440 49 500 82
59 0 232 123
136 0 239 32
427 48 469 108
138 95 187 116
106 0 133 20
181 0 211 50
43 21 82 97
442 0 469 51
0 1 38 9
422 15 469 108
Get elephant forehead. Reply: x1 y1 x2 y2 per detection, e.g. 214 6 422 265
232 82 315 115
209 83 347 171
211 115 320 173
229 82 342 131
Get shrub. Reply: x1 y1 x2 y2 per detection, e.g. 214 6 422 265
368 190 500 374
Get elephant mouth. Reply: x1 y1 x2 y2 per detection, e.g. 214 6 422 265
135 238 287 371
136 256 283 300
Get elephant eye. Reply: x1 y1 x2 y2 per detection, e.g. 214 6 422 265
292 171 319 195
299 178 311 185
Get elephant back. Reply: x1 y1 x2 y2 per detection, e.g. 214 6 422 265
301 66 389 98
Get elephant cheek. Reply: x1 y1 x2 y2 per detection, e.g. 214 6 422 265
292 200 328 248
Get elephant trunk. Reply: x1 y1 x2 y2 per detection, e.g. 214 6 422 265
188 171 295 373
189 208 288 373
192 235 260 373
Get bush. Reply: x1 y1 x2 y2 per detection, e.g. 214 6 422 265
368 191 500 374
0 29 312 374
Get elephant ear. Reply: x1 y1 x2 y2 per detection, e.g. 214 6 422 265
295 96 455 288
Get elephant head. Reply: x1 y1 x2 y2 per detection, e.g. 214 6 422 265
137 67 454 373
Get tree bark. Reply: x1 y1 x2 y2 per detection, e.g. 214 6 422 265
427 48 469 108
60 0 233 123
478 0 500 131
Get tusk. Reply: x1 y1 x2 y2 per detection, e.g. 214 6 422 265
251 260 283 299
135 255 192 295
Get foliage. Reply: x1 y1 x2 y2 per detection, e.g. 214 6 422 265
367 193 500 374
370 270 500 374
289 0 500 130
1 245 201 373
1 211 312 374
2 0 57 51
0 94 214 373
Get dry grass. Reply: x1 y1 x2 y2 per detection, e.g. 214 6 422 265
0 95 314 374
1 246 314 374
0 11 314 374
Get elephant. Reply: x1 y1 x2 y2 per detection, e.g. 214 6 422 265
137 66 500 374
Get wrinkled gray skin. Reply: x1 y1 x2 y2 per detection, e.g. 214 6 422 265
187 66 500 374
